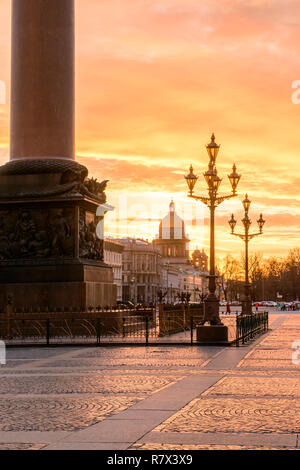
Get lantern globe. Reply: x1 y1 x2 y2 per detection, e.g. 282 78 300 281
228 164 241 194
204 164 215 188
242 214 251 230
243 194 251 213
229 214 237 233
257 213 265 233
185 165 198 194
206 133 220 164
213 175 222 192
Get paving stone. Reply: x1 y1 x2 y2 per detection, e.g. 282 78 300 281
130 443 298 450
0 375 182 395
239 359 299 369
43 442 131 450
154 397 300 434
0 396 141 431
138 431 297 447
0 443 46 450
202 377 300 397
246 349 294 360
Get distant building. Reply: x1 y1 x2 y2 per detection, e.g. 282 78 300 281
104 239 124 301
181 269 208 302
152 201 209 301
191 249 208 272
119 238 161 304
153 200 190 269
161 263 181 303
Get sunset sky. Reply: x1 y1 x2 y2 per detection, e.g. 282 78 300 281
0 0 300 259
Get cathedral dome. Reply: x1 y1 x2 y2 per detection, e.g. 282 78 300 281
158 200 186 240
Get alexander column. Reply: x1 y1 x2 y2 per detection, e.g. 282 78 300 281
0 0 115 310
10 0 75 162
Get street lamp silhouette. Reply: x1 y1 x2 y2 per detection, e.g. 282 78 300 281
185 134 241 325
229 195 265 315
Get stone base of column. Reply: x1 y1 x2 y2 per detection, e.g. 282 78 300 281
196 325 228 343
0 159 116 311
0 262 116 311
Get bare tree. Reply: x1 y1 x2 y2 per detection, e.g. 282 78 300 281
217 254 243 300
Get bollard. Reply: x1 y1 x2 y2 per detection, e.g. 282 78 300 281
6 293 13 340
145 317 149 346
46 318 50 346
122 317 126 338
96 318 101 346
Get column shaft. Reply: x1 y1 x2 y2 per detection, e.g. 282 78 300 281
10 0 75 160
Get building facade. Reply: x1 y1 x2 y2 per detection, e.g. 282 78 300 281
119 238 161 304
181 269 208 302
161 264 181 303
104 239 124 301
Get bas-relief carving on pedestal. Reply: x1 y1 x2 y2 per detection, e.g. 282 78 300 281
0 161 108 263
0 208 74 260
79 209 104 261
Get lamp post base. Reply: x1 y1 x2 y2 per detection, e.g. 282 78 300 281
242 299 252 315
242 285 252 315
200 294 223 325
197 325 228 343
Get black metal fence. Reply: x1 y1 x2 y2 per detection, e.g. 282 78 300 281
235 311 269 346
0 310 268 346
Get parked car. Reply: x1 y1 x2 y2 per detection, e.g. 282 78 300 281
264 301 277 307
116 300 136 310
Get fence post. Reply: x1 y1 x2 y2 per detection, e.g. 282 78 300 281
46 318 50 346
145 316 149 346
190 316 193 345
242 316 245 345
168 316 171 336
122 317 125 338
96 318 101 346
6 294 13 340
236 314 239 347
250 314 254 339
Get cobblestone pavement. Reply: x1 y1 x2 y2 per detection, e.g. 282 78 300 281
154 397 300 434
0 375 182 395
0 313 299 450
0 396 141 431
0 443 46 450
202 377 300 397
130 443 298 450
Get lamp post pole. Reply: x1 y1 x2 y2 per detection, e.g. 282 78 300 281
130 276 136 304
229 195 265 315
185 134 241 325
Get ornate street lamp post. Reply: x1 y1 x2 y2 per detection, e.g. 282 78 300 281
185 134 241 325
229 195 265 315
